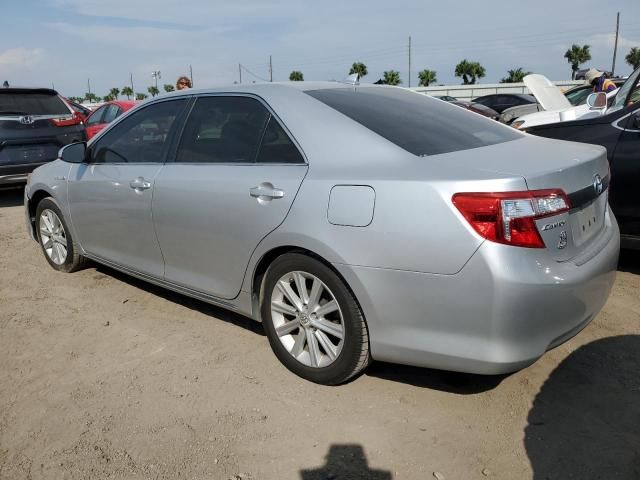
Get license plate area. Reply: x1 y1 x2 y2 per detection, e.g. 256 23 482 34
571 195 605 247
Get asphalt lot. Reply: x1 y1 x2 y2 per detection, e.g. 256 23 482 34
1 186 639 480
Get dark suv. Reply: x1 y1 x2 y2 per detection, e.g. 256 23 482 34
0 87 85 186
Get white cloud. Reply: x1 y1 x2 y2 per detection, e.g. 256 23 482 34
590 33 640 50
0 48 45 69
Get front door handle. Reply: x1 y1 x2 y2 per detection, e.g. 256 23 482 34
129 177 151 190
250 182 285 200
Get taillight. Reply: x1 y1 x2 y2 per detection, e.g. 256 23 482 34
452 189 570 248
49 115 81 127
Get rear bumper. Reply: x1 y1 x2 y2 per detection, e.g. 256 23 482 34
334 207 620 374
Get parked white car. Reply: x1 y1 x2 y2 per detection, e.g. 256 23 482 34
512 74 618 130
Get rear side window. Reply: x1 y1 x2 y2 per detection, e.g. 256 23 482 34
256 116 304 164
0 92 69 115
306 87 520 156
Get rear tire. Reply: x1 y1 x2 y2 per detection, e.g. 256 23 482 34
35 197 86 273
261 253 370 385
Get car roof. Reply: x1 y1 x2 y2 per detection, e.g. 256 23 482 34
156 81 388 100
0 87 58 95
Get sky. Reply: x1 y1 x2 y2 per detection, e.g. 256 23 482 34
1 0 639 98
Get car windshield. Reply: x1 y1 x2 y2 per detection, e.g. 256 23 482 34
609 67 640 114
306 87 520 156
0 92 69 115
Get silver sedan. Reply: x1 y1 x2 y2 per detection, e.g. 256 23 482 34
25 83 619 384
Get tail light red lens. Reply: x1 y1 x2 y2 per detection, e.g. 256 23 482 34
452 189 570 248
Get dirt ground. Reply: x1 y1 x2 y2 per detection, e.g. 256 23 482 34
1 186 639 480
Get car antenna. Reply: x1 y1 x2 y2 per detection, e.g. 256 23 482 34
2 80 9 88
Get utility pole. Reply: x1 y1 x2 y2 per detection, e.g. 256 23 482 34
612 12 620 76
130 72 134 95
189 65 194 87
269 55 273 82
151 70 161 89
87 78 91 98
408 35 412 88
239 64 242 84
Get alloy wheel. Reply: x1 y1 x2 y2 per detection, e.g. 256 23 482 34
39 209 68 265
270 271 345 368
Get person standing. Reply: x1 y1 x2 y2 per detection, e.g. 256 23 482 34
584 69 617 93
176 76 192 90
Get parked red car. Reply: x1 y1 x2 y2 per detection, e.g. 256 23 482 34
85 100 136 139
62 98 92 124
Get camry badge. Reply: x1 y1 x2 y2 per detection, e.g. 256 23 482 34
593 174 603 196
557 230 567 249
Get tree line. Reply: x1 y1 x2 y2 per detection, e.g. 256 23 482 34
288 46 640 86
67 83 177 104
68 45 640 103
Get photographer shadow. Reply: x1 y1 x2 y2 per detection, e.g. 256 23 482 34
300 444 391 480
525 335 640 479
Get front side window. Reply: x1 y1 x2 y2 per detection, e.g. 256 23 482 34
86 105 106 126
307 87 520 156
91 99 186 164
101 104 120 124
176 96 269 163
610 67 640 114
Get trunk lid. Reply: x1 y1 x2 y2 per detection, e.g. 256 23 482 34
441 135 610 261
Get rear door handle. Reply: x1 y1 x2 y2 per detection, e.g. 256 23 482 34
129 177 151 190
250 183 285 200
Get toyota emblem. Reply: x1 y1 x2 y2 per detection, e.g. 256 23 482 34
593 174 603 196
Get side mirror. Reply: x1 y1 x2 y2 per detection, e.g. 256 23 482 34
586 92 607 111
58 142 87 163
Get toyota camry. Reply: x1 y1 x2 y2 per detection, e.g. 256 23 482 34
25 83 619 384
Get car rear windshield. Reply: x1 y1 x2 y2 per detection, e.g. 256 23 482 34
0 92 69 115
306 87 520 156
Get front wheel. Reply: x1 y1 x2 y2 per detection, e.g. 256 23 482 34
36 197 86 272
261 253 370 385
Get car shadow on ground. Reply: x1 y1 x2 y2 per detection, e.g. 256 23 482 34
525 335 640 479
366 361 507 394
0 187 24 207
299 444 392 480
94 264 266 337
618 248 640 275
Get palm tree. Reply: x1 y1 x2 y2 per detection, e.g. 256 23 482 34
103 95 114 102
121 86 134 100
564 44 591 79
84 92 98 103
455 60 485 84
500 67 531 83
455 59 473 84
163 84 175 93
109 88 120 99
135 93 148 101
626 47 640 70
349 62 368 79
289 71 304 81
382 70 401 85
147 86 159 97
418 69 437 86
